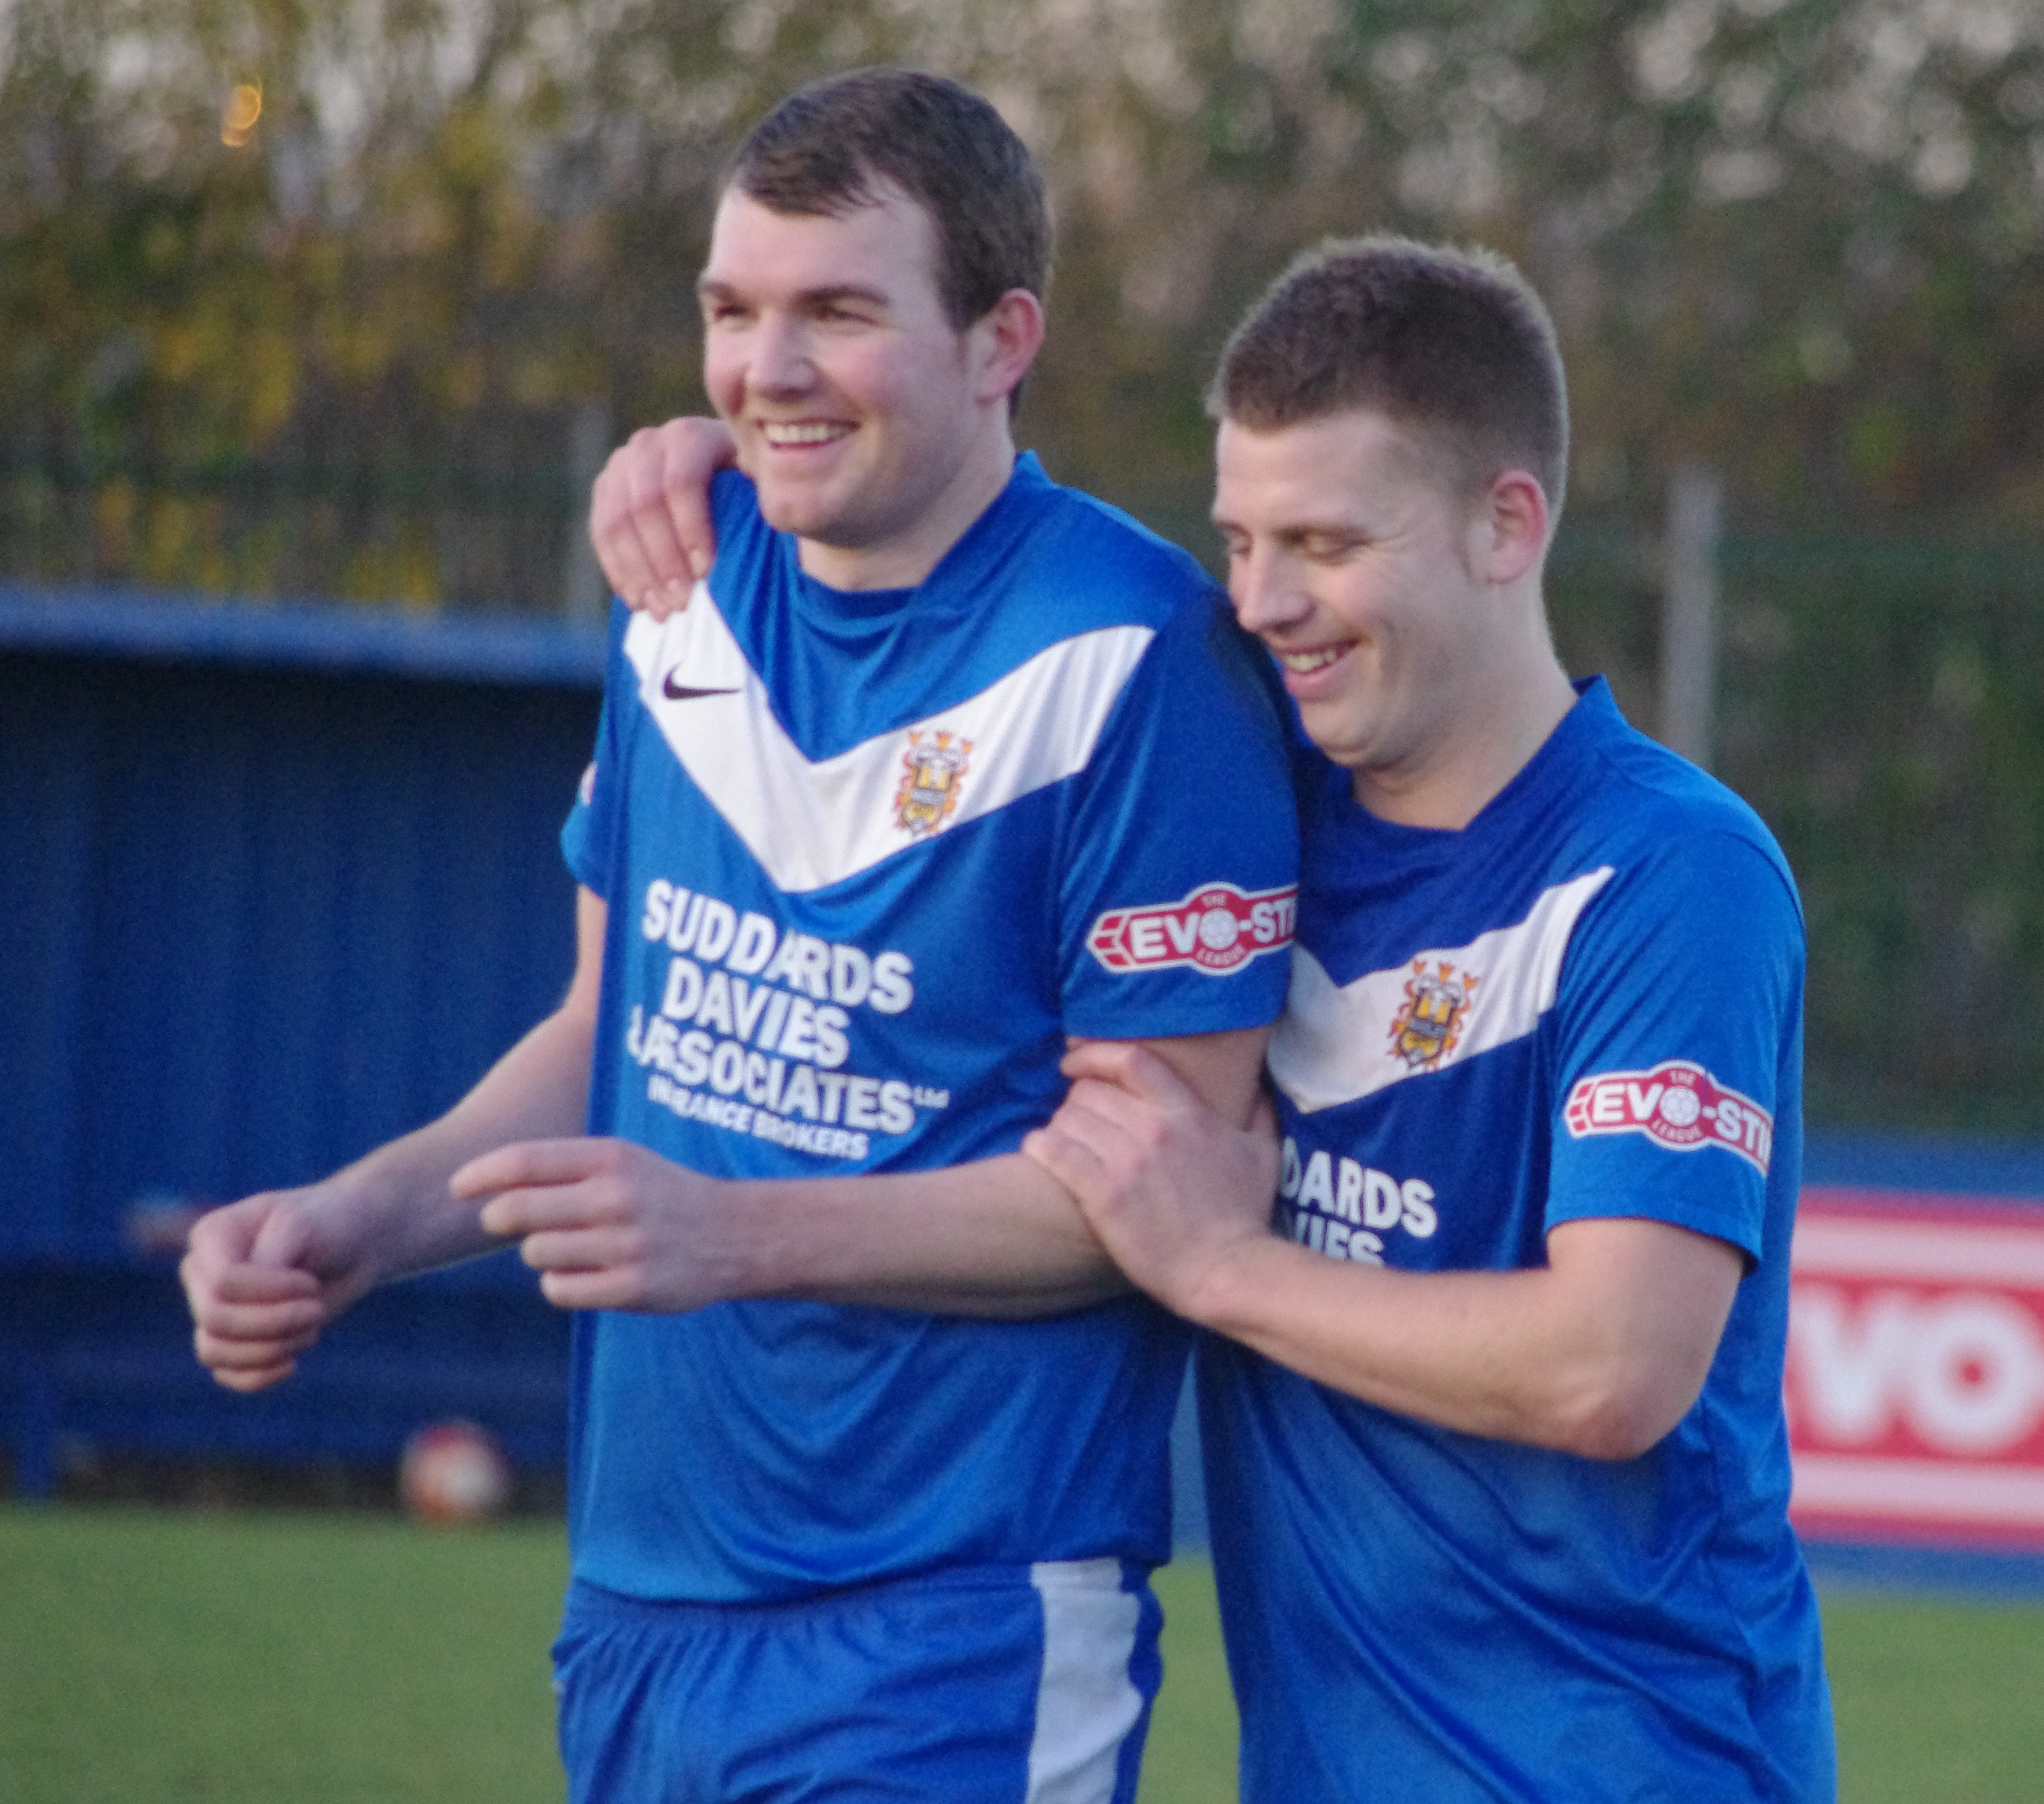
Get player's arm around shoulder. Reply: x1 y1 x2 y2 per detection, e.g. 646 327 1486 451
589 418 735 615
183 888 609 1390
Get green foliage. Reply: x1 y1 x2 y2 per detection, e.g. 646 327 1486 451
6 0 2044 597
1719 537 2044 1132
1550 522 2044 1133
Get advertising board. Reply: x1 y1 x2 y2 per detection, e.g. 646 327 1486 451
1788 1186 2044 1551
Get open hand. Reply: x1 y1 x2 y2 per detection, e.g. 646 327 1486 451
590 418 736 616
457 1136 748 1313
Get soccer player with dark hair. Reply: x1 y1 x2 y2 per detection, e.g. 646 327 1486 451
181 69 1297 1803
600 232 1835 1800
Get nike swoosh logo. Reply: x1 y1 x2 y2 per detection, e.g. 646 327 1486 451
663 672 742 701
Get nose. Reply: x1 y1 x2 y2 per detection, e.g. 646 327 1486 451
747 313 815 398
1228 543 1311 638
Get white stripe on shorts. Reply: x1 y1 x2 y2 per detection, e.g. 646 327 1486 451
1025 1557 1144 1804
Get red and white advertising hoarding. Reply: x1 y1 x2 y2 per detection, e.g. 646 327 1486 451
1786 1186 2044 1551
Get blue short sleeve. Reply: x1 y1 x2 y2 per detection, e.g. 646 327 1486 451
1545 828 1804 1263
1057 600 1299 1042
561 602 633 900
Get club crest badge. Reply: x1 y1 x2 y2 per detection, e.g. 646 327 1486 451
894 729 972 838
1388 960 1478 1070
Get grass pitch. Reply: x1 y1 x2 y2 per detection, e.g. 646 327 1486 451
0 1502 566 1803
2 1503 2040 1802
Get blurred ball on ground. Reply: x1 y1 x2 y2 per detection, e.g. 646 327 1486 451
400 1419 512 1523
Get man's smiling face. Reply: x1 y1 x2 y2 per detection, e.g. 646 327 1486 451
1213 408 1503 805
698 182 988 590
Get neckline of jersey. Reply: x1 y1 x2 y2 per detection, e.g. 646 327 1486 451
1319 674 1618 859
786 452 1058 627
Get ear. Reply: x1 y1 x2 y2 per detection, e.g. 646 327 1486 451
970 289 1047 406
1475 469 1549 585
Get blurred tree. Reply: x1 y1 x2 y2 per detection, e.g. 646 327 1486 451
0 0 724 603
956 0 2044 534
8 0 2042 576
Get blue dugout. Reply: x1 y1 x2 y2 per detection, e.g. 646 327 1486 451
0 586 604 1495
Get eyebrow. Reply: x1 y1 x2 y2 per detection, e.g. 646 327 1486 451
696 277 894 311
1210 516 1369 546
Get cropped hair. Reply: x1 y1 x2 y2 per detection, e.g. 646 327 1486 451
725 67 1050 331
1210 236 1569 517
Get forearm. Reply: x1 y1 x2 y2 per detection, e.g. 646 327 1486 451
470 1024 1269 1319
727 1150 1128 1317
185 891 606 1393
752 1026 1266 1315
1189 1244 1635 1451
316 1003 597 1285
1185 1215 1742 1458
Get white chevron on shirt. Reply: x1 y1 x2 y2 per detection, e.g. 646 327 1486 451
623 587 1155 894
1270 866 1617 1113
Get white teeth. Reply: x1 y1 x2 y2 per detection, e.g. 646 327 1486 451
1280 647 1345 673
762 422 848 446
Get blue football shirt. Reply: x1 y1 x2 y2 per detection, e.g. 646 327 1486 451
1206 679 1834 1803
561 455 1299 1601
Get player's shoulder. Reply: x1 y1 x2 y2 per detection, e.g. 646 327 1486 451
1015 478 1285 726
1009 463 1221 631
1562 684 1800 928
709 463 759 520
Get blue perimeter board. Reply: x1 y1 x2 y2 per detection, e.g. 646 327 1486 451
1 584 605 1254
0 583 608 687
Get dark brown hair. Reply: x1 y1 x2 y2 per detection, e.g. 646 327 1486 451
725 68 1050 331
1210 236 1569 516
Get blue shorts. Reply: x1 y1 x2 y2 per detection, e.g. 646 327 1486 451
553 1558 1163 1803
